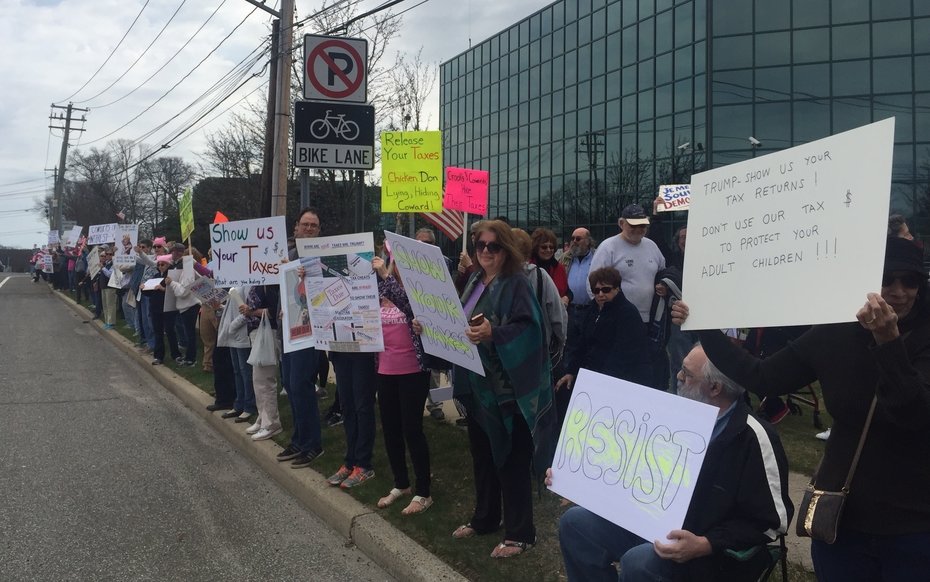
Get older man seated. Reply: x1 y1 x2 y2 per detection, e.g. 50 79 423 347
549 344 793 581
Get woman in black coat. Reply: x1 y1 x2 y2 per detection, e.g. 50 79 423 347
556 267 652 391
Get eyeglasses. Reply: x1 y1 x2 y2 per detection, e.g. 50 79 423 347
592 285 617 295
299 222 320 228
572 236 585 242
475 240 503 254
539 244 555 250
882 272 924 289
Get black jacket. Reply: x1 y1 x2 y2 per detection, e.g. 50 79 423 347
562 291 651 386
683 401 794 580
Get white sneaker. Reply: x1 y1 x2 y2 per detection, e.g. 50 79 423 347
251 426 282 441
280 387 287 396
245 421 262 435
815 428 831 441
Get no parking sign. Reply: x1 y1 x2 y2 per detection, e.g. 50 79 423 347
303 34 368 103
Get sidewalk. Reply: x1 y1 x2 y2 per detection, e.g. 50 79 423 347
58 289 814 578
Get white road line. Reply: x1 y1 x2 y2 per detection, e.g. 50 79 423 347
0 276 10 290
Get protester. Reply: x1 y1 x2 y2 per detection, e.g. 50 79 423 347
564 227 596 327
99 249 118 330
557 266 651 391
372 255 433 515
164 258 198 367
240 284 282 441
218 287 258 424
551 343 793 581
529 227 569 304
671 236 930 581
278 208 325 469
204 293 236 414
143 255 179 365
327 346 378 488
450 220 557 558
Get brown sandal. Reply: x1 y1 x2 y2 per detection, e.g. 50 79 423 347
452 523 477 539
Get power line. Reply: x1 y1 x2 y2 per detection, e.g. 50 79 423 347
83 5 260 146
0 178 46 188
55 0 153 104
75 0 189 106
91 0 230 110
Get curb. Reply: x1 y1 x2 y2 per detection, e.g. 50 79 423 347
56 291 467 582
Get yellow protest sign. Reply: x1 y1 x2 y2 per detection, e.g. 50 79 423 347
179 187 194 241
380 131 442 212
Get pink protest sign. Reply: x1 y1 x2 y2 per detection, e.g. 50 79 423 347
443 167 490 215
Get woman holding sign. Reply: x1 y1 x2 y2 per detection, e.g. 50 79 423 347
451 220 558 558
671 237 930 581
371 255 434 515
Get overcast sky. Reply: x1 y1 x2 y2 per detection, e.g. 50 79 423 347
0 0 548 249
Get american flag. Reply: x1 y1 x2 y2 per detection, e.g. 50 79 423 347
420 209 465 241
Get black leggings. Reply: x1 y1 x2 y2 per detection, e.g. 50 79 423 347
377 371 431 496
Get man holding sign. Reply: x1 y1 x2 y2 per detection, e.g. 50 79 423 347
550 345 792 581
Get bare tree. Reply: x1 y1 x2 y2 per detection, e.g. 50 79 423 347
137 156 197 239
199 104 265 179
386 47 438 132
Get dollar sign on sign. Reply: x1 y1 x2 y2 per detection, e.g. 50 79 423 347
845 190 852 208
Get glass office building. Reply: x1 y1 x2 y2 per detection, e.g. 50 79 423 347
439 0 930 241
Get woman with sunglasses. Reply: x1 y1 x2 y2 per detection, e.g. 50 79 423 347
557 267 651 392
671 237 930 581
529 228 569 306
449 220 558 558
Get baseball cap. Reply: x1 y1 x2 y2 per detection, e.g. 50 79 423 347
621 204 650 226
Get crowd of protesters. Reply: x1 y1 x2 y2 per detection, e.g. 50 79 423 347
29 204 930 579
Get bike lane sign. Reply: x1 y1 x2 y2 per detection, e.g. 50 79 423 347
294 100 375 170
304 34 368 103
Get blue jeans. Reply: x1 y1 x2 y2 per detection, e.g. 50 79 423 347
140 295 155 349
559 506 685 582
230 347 257 415
283 348 322 454
812 528 930 582
330 352 377 470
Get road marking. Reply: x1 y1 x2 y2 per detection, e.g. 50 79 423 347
0 276 10 290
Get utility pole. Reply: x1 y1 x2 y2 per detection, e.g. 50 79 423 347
271 0 295 218
260 19 280 218
48 103 87 233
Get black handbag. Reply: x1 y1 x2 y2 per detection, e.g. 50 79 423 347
796 395 877 544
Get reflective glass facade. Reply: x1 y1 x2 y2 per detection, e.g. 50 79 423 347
440 0 930 242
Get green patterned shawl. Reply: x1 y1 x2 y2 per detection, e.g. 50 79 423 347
454 271 557 477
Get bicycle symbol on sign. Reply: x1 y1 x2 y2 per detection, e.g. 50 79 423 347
310 110 360 141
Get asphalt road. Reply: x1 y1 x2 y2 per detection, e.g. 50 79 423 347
0 274 393 582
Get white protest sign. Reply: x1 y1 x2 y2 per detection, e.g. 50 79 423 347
296 233 383 352
549 368 718 543
656 184 691 212
209 216 288 287
87 246 101 279
41 254 53 273
87 223 118 245
48 230 60 245
113 224 138 267
62 225 83 247
186 277 228 306
142 278 163 291
384 231 484 376
681 118 895 330
280 259 316 354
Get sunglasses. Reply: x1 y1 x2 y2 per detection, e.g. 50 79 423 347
539 244 555 250
475 240 503 254
593 285 617 295
882 272 924 289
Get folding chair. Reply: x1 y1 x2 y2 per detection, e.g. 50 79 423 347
722 535 788 582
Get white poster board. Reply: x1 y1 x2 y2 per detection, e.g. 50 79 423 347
548 369 718 543
62 226 83 247
185 277 228 306
296 233 384 352
681 118 895 330
41 254 53 273
87 246 102 279
141 278 163 291
113 224 138 267
209 216 288 287
279 259 316 354
384 231 484 376
87 223 118 245
656 184 691 212
48 230 60 245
